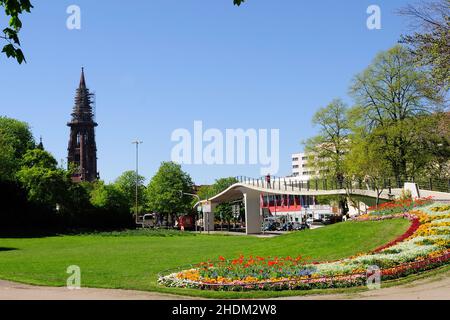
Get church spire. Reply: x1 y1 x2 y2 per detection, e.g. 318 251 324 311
67 68 99 183
37 136 44 150
79 67 86 88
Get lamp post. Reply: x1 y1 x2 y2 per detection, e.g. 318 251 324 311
180 191 201 232
132 140 143 226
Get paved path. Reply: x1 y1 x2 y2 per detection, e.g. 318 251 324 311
0 271 449 300
0 280 196 300
275 272 450 300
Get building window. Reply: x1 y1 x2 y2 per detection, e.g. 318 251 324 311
293 165 299 169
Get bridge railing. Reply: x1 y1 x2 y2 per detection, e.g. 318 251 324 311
235 176 450 194
236 176 361 192
406 177 450 193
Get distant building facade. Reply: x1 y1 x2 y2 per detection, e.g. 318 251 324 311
291 152 319 181
67 68 99 182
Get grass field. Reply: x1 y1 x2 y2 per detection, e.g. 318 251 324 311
0 219 410 298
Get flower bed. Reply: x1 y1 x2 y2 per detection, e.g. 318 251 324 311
158 203 450 291
370 215 420 253
367 197 433 216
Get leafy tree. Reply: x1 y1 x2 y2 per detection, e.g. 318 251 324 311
345 126 392 208
90 181 129 212
407 112 450 178
0 117 35 180
197 177 238 200
397 0 450 90
146 162 194 224
234 0 245 5
196 185 212 202
215 203 234 229
20 147 57 168
0 116 35 160
304 99 350 183
114 170 146 213
427 112 450 178
16 148 68 206
196 177 239 229
0 134 16 181
349 45 444 181
0 0 33 64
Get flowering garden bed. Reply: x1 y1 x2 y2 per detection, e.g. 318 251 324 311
158 201 450 291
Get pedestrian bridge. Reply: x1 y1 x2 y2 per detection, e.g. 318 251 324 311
197 177 450 235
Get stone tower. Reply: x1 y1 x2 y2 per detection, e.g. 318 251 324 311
67 68 99 182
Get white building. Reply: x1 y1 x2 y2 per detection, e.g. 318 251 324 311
291 152 319 181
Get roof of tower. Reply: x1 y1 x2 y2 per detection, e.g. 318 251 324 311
68 67 97 126
79 67 86 89
37 136 44 150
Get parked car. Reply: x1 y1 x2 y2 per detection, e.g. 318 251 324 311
262 221 278 231
322 216 332 225
291 222 302 230
292 222 310 231
280 222 293 231
142 214 155 228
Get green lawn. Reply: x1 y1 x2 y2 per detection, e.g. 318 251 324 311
0 219 410 298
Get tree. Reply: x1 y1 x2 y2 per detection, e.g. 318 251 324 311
406 111 450 178
234 0 245 5
198 177 238 200
426 112 450 178
397 0 450 90
16 149 68 206
0 0 33 64
146 162 194 225
349 45 444 181
0 133 16 181
196 177 239 229
345 126 392 208
0 116 35 160
114 170 146 213
304 99 350 183
90 181 129 212
0 117 35 180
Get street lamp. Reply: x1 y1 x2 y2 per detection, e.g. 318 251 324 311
180 191 201 232
132 140 143 226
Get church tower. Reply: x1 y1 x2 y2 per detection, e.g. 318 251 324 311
67 68 99 182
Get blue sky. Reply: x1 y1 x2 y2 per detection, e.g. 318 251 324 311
0 0 413 185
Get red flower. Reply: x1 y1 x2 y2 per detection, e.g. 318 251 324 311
219 256 225 261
